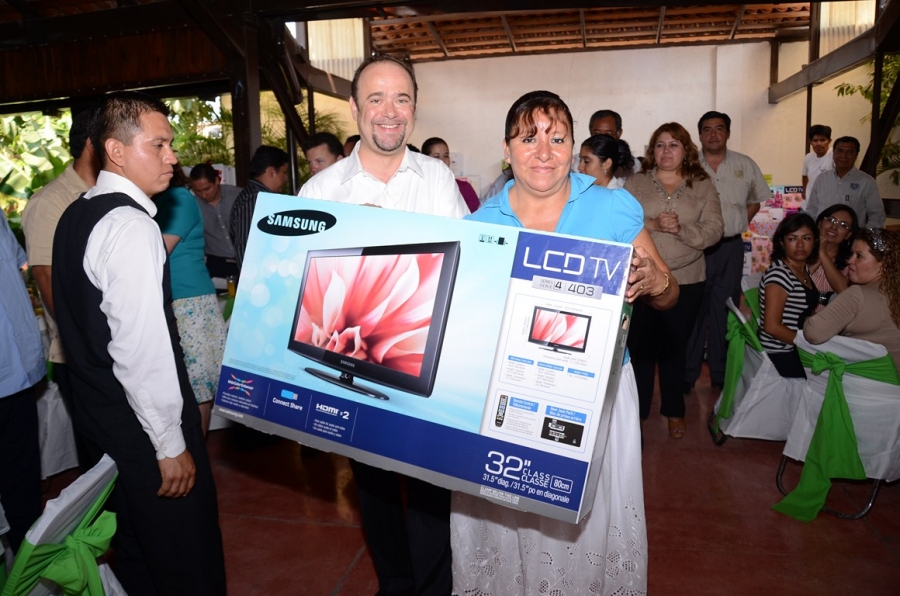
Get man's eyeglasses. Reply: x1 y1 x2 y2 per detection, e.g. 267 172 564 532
825 216 852 230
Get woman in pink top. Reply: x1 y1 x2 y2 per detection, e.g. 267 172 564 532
422 137 480 213
810 204 859 310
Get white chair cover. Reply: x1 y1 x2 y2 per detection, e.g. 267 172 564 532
19 455 125 596
36 383 78 479
741 273 763 295
785 333 900 482
714 298 804 441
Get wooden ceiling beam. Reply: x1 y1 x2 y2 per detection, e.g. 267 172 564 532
730 5 747 40
769 0 899 102
425 21 450 57
501 15 517 52
656 7 666 43
176 0 244 61
0 3 188 49
3 0 40 19
579 9 587 48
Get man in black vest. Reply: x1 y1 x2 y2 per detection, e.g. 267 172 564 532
52 92 226 595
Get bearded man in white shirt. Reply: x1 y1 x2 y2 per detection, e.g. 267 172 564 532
299 53 467 596
52 92 226 596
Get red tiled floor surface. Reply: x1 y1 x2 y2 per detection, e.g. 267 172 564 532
42 367 900 595
641 381 900 596
206 430 379 595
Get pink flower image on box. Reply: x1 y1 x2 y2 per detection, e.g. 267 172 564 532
293 253 445 376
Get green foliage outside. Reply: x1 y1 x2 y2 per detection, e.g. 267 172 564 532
836 53 900 185
170 92 345 186
0 91 347 231
258 92 346 185
0 111 73 248
169 98 235 167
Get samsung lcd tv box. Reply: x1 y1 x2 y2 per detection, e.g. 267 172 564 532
213 193 633 523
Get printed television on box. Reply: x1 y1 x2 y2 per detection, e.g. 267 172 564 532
527 306 591 354
287 241 461 399
215 195 634 523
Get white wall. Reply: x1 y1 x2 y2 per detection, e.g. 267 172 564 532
409 41 881 197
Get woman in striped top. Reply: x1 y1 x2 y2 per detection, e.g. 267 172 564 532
759 213 820 377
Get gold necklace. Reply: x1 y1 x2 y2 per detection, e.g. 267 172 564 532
786 261 811 287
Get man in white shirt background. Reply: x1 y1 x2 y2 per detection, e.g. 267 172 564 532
801 124 833 199
806 135 885 228
299 53 466 596
52 91 226 595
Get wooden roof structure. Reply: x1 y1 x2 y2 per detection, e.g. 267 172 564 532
0 0 897 186
370 5 811 61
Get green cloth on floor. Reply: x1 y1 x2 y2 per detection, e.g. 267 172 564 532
772 350 900 522
713 313 764 433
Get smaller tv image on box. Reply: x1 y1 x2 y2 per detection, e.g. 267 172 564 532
288 241 460 400
528 306 591 354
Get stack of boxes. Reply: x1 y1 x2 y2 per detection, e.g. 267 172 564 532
743 186 804 275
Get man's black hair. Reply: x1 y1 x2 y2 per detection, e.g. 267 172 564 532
249 145 289 179
588 109 622 133
697 111 731 134
302 132 344 159
808 124 832 140
69 107 96 159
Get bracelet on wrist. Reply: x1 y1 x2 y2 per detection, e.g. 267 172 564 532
652 273 670 297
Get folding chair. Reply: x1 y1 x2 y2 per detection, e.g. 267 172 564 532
774 333 900 521
1 455 125 596
708 297 804 445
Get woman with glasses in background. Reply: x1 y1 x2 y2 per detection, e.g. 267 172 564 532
809 204 859 310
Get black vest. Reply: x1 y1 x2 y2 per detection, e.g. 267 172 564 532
52 192 199 450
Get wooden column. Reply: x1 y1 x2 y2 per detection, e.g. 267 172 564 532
230 19 261 187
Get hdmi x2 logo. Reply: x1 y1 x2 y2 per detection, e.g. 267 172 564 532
227 374 254 397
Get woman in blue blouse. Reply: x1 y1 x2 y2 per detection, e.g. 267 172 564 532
450 90 678 596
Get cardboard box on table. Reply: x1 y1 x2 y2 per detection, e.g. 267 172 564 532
213 194 633 523
742 185 804 275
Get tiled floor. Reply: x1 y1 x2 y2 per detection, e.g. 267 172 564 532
42 370 899 595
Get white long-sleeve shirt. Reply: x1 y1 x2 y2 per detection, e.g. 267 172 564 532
83 171 186 460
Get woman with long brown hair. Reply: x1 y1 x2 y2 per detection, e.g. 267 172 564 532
804 228 900 369
624 122 724 438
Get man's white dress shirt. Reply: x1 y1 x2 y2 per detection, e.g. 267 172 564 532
299 145 468 217
84 171 185 460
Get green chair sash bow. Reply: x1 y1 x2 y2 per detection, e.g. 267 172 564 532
743 287 761 329
772 350 900 522
1 474 117 596
712 313 765 434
